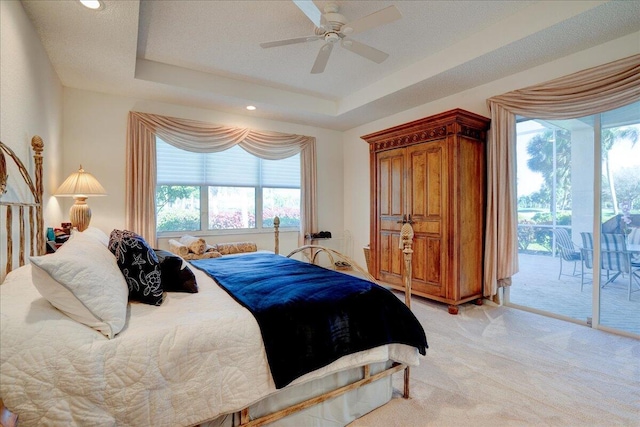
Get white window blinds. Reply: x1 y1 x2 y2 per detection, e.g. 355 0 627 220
156 139 300 187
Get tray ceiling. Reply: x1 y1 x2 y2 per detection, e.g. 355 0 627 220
21 0 640 130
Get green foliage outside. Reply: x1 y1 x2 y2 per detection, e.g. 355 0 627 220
517 212 572 253
157 185 200 232
209 211 256 229
157 208 200 232
601 127 639 214
517 124 639 255
156 185 301 232
263 206 300 227
603 167 640 211
525 129 572 210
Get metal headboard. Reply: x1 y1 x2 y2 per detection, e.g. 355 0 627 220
0 137 45 278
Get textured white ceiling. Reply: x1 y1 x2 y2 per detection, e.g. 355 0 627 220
20 0 640 131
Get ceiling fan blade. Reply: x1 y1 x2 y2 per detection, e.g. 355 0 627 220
311 42 334 74
260 35 321 49
341 5 402 35
341 39 389 63
292 0 323 27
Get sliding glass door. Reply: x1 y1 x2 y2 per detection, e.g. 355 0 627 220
599 103 640 332
509 101 640 336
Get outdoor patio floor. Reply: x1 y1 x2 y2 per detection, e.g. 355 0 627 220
510 252 640 336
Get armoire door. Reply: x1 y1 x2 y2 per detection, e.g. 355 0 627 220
406 141 447 297
375 142 447 295
376 147 405 285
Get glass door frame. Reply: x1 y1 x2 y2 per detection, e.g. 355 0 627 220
505 113 639 339
590 114 602 331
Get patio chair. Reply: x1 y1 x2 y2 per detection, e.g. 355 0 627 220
553 228 581 280
623 228 640 300
628 228 640 264
601 233 640 301
580 232 596 292
580 231 640 300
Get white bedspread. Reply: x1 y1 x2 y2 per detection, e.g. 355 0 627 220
0 264 419 427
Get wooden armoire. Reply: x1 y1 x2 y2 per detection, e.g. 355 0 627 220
362 109 490 314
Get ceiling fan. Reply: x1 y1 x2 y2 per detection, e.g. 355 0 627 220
260 1 402 74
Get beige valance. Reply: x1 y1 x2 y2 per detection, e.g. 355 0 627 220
484 54 640 302
126 112 318 247
488 54 640 119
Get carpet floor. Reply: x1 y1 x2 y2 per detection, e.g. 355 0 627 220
349 297 639 427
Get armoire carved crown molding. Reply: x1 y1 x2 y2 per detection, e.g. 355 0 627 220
362 109 489 152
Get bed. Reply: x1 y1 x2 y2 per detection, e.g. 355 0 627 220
0 138 428 427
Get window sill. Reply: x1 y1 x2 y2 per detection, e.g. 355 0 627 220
157 228 299 240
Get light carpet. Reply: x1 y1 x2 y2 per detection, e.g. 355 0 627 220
350 297 639 427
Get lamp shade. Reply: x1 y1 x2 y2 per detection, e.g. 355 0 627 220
55 165 107 197
55 166 106 232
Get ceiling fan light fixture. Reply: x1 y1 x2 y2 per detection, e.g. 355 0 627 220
341 26 353 35
79 0 104 10
324 32 340 43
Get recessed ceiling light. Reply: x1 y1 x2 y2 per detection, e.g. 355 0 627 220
246 105 257 111
80 0 104 10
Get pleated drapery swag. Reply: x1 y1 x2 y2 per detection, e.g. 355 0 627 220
484 54 640 302
126 112 318 247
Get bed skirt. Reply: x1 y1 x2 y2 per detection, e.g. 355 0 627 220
200 361 393 427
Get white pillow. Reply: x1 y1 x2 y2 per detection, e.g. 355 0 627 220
75 226 109 247
30 231 128 339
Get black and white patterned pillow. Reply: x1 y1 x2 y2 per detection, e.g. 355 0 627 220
109 229 164 306
154 249 198 293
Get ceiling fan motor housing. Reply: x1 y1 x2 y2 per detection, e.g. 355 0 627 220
323 12 347 32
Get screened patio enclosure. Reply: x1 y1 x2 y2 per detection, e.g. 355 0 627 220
509 101 640 338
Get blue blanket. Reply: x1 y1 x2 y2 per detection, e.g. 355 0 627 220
191 253 428 388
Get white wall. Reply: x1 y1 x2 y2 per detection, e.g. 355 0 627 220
0 0 64 214
0 0 63 278
62 89 344 256
343 32 640 267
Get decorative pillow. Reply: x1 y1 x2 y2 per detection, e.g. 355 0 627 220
77 226 109 247
109 229 164 306
168 239 189 257
154 249 198 293
30 232 129 339
179 235 207 255
213 242 258 255
183 251 221 260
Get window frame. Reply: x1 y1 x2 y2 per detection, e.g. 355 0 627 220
155 141 301 238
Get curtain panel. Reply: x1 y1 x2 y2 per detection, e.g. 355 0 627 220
484 54 640 302
126 112 318 247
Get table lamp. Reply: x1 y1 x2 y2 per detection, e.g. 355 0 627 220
55 165 106 232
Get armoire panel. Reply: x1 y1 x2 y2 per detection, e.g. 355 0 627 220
426 147 444 218
379 231 403 286
379 157 390 216
390 156 404 216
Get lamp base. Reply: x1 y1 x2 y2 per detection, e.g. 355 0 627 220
70 197 92 232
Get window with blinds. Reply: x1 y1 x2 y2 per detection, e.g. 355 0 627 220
156 139 301 233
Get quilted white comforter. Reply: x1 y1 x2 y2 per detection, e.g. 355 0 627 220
0 264 419 427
